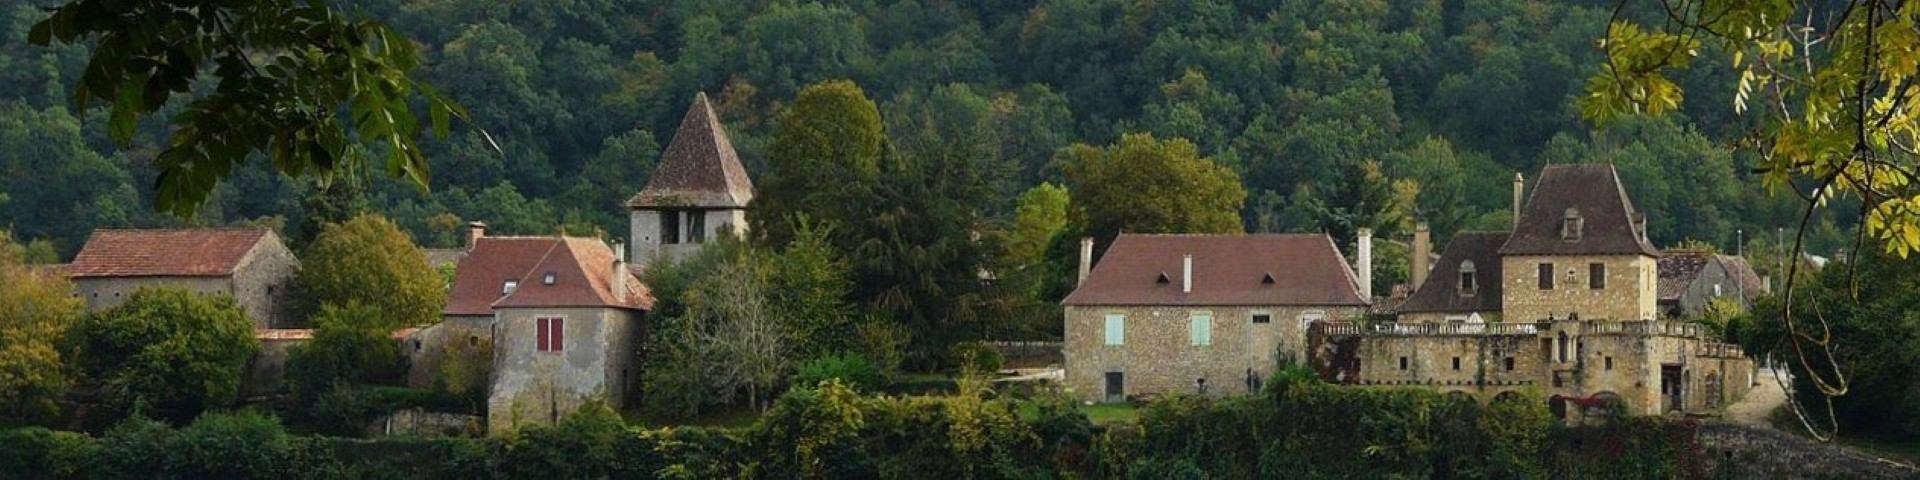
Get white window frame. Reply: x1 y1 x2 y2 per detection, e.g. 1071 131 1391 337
1189 311 1213 346
1298 309 1327 330
1104 313 1125 346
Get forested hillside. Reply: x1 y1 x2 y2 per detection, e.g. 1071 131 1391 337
0 0 1851 260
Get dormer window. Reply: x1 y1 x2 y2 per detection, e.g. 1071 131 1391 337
1458 261 1477 296
542 272 557 285
503 279 519 294
1261 273 1276 284
1562 208 1583 241
1156 272 1171 284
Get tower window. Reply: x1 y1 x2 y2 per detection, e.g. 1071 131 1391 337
1399 357 1409 370
660 210 681 244
1537 263 1555 290
1589 263 1606 289
687 211 707 243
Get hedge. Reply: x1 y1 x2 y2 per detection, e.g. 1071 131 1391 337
0 379 1710 479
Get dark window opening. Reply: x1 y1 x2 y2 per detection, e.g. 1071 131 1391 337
660 210 681 244
1504 357 1516 371
1452 357 1461 370
1399 357 1409 370
1538 263 1555 290
1252 314 1271 324
1605 356 1614 370
687 211 707 243
1589 263 1606 289
1196 378 1208 395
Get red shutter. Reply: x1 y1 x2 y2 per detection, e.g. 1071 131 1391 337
536 318 549 352
552 318 564 351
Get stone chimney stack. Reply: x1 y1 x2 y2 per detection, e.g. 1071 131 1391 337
1411 223 1431 291
466 221 488 250
1078 237 1095 286
611 242 629 303
1512 173 1525 229
1182 253 1194 294
1356 228 1374 300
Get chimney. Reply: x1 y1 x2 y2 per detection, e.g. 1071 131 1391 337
1356 228 1374 300
1181 253 1193 294
1512 173 1525 229
611 242 629 303
466 221 488 250
1411 223 1431 291
1077 237 1095 286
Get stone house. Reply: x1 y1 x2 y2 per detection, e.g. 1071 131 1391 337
1062 234 1370 402
484 237 650 433
628 92 753 269
403 225 561 388
1657 250 1767 318
66 228 298 328
1331 164 1755 417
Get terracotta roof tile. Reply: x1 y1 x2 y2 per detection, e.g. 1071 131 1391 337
1500 164 1659 256
627 92 755 209
68 229 272 277
493 237 652 311
1063 234 1368 306
1395 232 1508 313
444 237 562 316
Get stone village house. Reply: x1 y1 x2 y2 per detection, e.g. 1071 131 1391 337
66 228 298 329
1061 233 1371 402
1318 164 1755 417
1656 250 1767 319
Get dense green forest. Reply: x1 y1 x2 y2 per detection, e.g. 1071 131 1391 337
0 0 1855 261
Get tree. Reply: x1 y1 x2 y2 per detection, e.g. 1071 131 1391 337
1585 1 1920 439
1742 250 1920 439
1005 183 1072 268
0 231 84 423
754 80 886 248
296 213 445 326
30 0 465 216
1061 133 1246 245
684 260 792 412
285 302 406 407
73 287 258 421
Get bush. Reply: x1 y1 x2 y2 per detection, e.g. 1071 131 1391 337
72 287 259 424
304 385 476 436
0 426 94 478
946 342 1005 375
792 353 883 393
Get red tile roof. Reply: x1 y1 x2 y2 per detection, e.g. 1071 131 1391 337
627 92 755 209
494 237 651 310
444 237 562 316
1063 234 1368 306
67 229 272 278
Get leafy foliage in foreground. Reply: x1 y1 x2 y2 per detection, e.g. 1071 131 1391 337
70 287 258 424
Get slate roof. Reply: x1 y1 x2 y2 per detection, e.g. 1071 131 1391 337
1499 164 1659 256
443 237 563 316
1394 232 1508 313
1718 255 1767 300
627 92 755 209
1062 234 1368 307
494 237 652 311
67 229 273 278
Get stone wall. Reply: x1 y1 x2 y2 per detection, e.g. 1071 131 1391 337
243 335 305 398
230 234 299 328
1666 261 1745 318
1501 254 1657 322
487 307 641 433
1350 333 1545 395
405 315 495 389
73 276 231 312
629 208 747 268
1064 304 1361 402
371 409 484 437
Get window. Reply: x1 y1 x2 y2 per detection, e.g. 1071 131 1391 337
503 280 519 294
1452 357 1461 370
1589 263 1606 289
1104 314 1125 346
1252 312 1272 324
1605 356 1614 370
1299 310 1326 330
1713 283 1723 297
536 317 565 352
1399 357 1409 370
1189 312 1213 346
660 210 681 244
1459 261 1477 295
688 211 707 243
1504 357 1516 371
1196 378 1208 395
1562 208 1583 241
542 272 557 285
1537 263 1555 289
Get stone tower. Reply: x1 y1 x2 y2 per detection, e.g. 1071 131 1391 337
626 92 754 268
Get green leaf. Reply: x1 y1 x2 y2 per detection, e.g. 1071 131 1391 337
109 75 148 143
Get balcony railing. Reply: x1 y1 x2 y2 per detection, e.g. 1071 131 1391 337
1579 320 1703 338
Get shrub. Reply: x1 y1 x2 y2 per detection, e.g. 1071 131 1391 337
792 353 883 393
497 401 627 480
72 287 258 424
947 342 1005 375
0 426 94 478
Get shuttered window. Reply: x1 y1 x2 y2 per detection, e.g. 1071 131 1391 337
1189 312 1213 346
536 317 565 352
1104 314 1125 346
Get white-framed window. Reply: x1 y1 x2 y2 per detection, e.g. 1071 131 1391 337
503 279 519 294
1189 311 1213 346
1299 310 1327 329
1104 313 1125 346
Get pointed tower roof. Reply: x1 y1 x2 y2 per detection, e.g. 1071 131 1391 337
627 92 755 209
